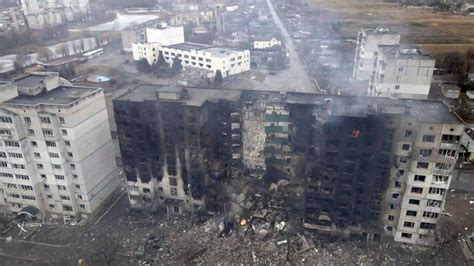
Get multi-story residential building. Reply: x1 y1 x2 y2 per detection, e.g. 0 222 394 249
113 85 242 214
0 5 26 33
353 27 401 81
369 45 435 99
133 42 250 77
114 85 462 245
0 72 119 220
20 0 90 29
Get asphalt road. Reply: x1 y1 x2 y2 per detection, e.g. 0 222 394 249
259 0 318 93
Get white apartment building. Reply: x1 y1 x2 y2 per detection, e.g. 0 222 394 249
0 72 118 220
0 6 27 33
20 0 90 29
381 111 464 245
133 42 251 77
370 45 435 99
145 24 185 46
353 27 401 81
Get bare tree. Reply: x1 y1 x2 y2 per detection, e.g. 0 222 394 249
37 47 54 61
15 53 31 71
93 234 121 266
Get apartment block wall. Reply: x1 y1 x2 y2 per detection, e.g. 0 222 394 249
0 89 118 218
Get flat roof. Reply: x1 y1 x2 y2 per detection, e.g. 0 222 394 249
203 47 244 58
379 45 433 61
116 85 243 107
117 86 459 124
14 75 48 87
6 86 100 106
363 27 399 35
168 42 212 51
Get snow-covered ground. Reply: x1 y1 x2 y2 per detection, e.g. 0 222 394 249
86 14 158 31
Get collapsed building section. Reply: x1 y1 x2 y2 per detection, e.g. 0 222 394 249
114 86 463 246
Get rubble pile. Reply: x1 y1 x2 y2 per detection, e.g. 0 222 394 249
242 120 266 172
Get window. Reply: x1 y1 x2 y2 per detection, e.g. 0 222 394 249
428 187 446 196
80 204 85 209
403 221 415 228
73 174 78 179
65 140 71 146
60 195 70 200
7 193 20 198
409 199 420 205
31 141 38 147
70 163 76 170
423 211 439 219
63 205 73 211
5 141 19 147
20 185 33 191
0 129 12 135
47 194 52 199
49 153 59 158
21 195 36 201
37 164 44 170
67 152 73 158
75 184 80 189
411 187 423 194
59 117 65 124
57 185 66 191
52 164 62 170
0 116 12 123
143 188 151 193
405 130 413 137
395 85 400 90
419 149 432 157
398 67 404 72
40 117 51 124
422 135 435 143
8 153 23 158
387 226 393 231
12 163 25 169
55 175 65 180
169 177 177 186
389 204 395 210
27 129 35 136
77 194 83 199
0 152 5 158
420 222 436 230
392 193 399 199
46 141 56 147
170 187 178 196
44 184 49 189
16 175 29 180
61 129 68 136
49 204 55 210
0 161 8 167
388 215 394 221
406 210 417 217
394 181 401 188
426 199 442 207
433 175 449 184
416 162 429 169
0 172 13 178
434 162 451 170
24 117 31 124
402 144 410 151
414 175 426 182
441 134 460 143
42 129 53 136
438 149 456 157
40 174 46 179
34 152 41 158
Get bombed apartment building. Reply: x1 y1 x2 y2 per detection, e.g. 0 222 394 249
113 85 242 214
260 93 463 245
114 86 462 245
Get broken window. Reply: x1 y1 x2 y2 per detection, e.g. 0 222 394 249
420 222 436 230
388 215 394 221
419 149 432 157
403 221 415 228
433 175 449 184
428 187 445 196
438 149 456 157
404 130 413 137
414 175 426 182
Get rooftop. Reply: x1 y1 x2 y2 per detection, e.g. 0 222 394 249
5 86 100 107
116 85 243 107
117 85 459 124
14 74 49 87
363 27 399 35
203 47 245 58
168 42 212 51
378 45 433 61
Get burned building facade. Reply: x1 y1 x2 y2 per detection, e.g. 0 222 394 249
115 86 462 245
114 86 242 214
